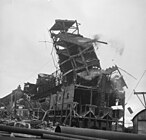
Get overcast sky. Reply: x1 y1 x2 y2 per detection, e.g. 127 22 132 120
0 0 146 126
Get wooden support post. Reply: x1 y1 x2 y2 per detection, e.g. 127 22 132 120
61 86 65 124
69 103 72 126
53 93 58 125
123 91 125 131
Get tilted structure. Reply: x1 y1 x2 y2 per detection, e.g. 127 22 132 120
22 19 127 130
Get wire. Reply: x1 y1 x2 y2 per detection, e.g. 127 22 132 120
134 70 146 90
46 28 58 70
136 94 145 108
126 70 146 105
118 67 137 80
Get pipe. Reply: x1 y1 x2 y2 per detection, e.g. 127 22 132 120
56 126 146 140
0 125 105 140
0 125 107 140
43 134 82 140
0 125 49 136
0 136 46 140
44 132 107 140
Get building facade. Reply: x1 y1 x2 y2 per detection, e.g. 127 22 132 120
132 109 146 134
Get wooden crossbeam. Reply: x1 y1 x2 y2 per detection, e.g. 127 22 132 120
134 92 146 94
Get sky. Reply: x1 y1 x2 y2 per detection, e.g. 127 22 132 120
0 0 146 126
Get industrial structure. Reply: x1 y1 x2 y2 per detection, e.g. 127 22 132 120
1 19 128 131
131 71 146 134
132 109 146 134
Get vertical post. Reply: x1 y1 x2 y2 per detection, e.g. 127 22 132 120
10 93 13 119
115 119 118 131
14 90 17 118
53 93 58 125
61 78 67 124
61 86 65 124
89 88 93 126
79 94 82 115
142 93 146 108
123 91 125 132
38 108 39 119
90 88 93 106
69 103 72 126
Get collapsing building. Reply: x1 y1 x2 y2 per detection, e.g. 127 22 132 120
24 20 127 130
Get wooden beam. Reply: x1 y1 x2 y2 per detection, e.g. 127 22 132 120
134 92 146 94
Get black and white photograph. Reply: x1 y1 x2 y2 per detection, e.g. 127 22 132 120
0 0 146 139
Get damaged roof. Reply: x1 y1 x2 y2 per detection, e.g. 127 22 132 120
50 19 76 31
